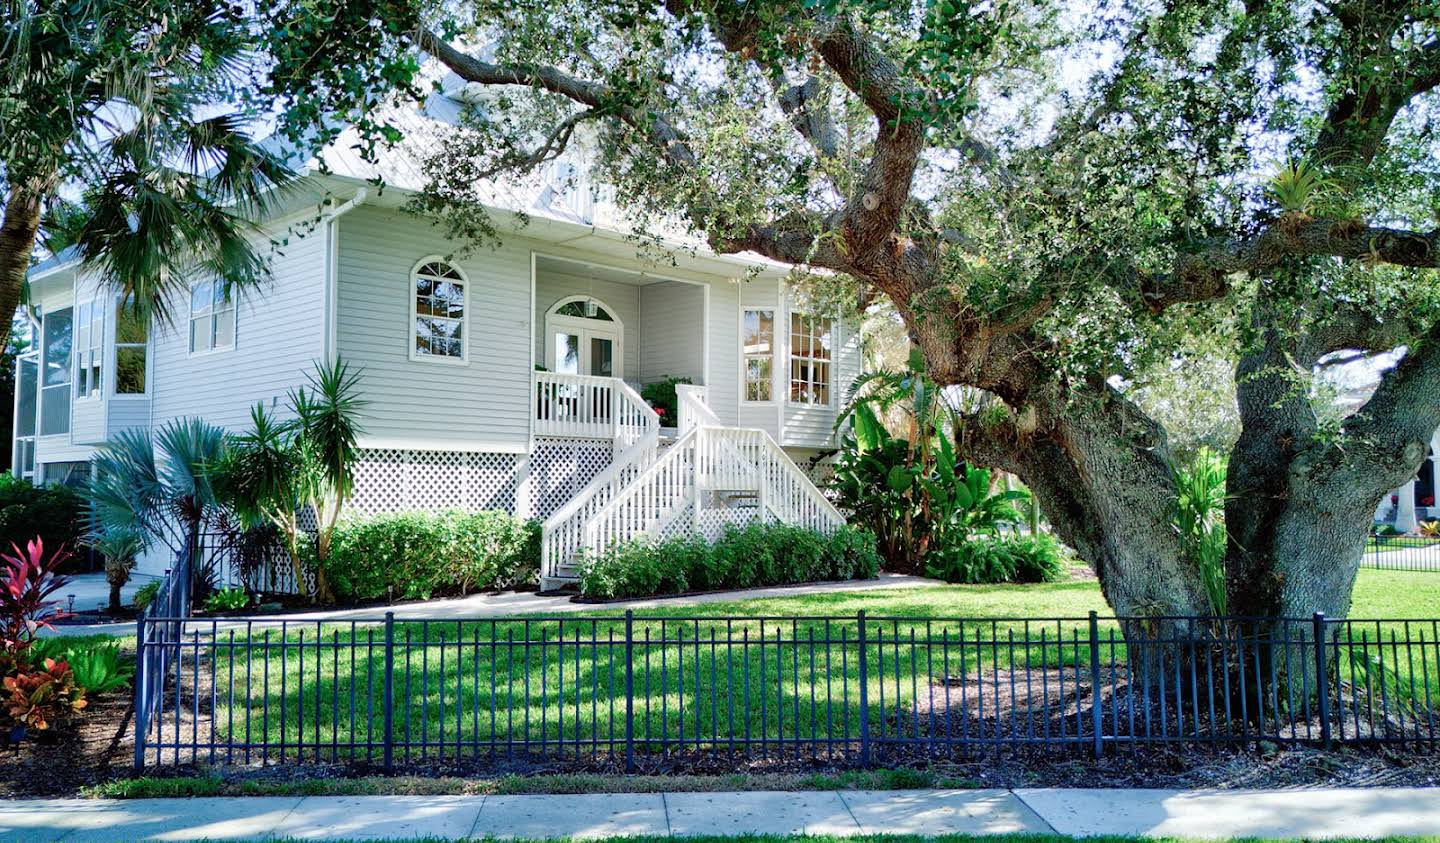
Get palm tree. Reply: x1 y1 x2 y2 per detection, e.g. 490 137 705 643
89 528 145 613
86 418 229 597
216 358 366 603
2 0 295 348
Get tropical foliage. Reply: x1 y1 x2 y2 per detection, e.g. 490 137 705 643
86 418 229 598
215 358 366 603
1 0 296 352
829 354 1029 574
1172 449 1229 617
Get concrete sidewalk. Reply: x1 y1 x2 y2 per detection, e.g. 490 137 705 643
0 787 1436 841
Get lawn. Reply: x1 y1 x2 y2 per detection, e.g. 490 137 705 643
144 569 1440 767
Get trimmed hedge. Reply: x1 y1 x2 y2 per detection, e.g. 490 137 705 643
0 473 86 557
578 522 881 599
923 532 1066 584
321 510 540 602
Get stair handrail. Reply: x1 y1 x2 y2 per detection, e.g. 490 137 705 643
677 383 722 432
540 378 660 581
752 432 845 528
582 426 701 553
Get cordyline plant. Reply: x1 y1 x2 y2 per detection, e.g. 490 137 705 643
217 358 366 604
0 538 72 657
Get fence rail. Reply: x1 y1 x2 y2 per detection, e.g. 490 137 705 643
133 610 1439 770
1365 531 1440 572
132 542 194 770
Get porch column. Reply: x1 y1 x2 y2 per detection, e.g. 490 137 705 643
1396 479 1419 533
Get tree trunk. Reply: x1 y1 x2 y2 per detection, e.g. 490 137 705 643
0 186 43 352
966 387 1212 623
109 580 124 614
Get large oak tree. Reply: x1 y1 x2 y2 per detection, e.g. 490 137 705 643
269 0 1439 640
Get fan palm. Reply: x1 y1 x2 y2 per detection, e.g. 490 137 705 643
1 0 296 349
87 418 229 596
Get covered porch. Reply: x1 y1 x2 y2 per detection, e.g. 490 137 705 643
532 253 708 431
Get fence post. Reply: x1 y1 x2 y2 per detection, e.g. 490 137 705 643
382 612 395 772
857 610 870 767
132 611 148 771
1088 611 1103 759
624 610 636 773
1313 612 1331 750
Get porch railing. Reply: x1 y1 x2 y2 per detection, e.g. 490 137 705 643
533 371 654 441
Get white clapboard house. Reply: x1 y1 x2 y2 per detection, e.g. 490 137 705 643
11 74 856 587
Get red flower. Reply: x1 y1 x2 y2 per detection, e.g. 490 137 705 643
1421 496 1434 507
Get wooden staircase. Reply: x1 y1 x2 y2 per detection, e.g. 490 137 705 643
538 382 844 590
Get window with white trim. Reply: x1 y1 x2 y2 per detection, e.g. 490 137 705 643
189 281 236 353
742 309 774 402
74 297 105 399
114 297 148 394
412 260 467 360
788 313 833 405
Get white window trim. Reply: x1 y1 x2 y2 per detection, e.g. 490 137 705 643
739 307 777 405
73 297 105 403
187 281 239 357
787 311 836 408
408 255 471 365
113 297 150 398
544 294 624 378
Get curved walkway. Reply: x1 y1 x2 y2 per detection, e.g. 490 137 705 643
1 787 1436 841
53 574 939 637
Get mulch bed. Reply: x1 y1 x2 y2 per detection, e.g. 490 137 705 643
3 679 1435 796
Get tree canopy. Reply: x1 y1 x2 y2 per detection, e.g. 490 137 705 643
245 0 1440 626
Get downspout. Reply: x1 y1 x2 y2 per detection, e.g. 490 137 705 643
321 189 368 361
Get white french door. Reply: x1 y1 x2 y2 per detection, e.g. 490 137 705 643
548 324 621 378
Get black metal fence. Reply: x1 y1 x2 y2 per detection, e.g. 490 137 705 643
1365 532 1440 572
132 543 193 770
133 611 1439 770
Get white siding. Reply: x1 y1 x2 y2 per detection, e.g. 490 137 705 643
336 206 533 452
150 220 328 431
781 299 859 449
736 279 782 437
533 271 641 378
638 281 704 384
705 274 741 427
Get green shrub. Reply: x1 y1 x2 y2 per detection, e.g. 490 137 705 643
578 523 881 599
30 640 133 694
0 474 86 564
132 580 160 610
639 376 692 425
321 510 540 602
203 588 251 613
924 532 1066 584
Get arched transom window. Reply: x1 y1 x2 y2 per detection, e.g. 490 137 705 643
411 259 467 361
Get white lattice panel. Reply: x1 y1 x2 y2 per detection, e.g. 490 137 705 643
351 449 520 516
698 507 756 541
530 437 613 519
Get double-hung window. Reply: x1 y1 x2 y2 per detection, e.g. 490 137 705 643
115 298 148 394
788 313 833 405
74 298 105 398
742 309 774 402
189 281 236 353
411 260 467 361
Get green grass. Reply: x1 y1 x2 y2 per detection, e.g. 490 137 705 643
161 570 1439 762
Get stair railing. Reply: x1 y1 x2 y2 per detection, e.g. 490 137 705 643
539 378 660 583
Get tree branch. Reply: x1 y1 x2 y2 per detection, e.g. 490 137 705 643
1142 217 1440 312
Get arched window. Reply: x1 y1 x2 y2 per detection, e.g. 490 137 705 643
411 258 468 362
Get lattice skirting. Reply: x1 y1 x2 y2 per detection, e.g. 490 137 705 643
351 449 522 516
529 437 614 519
